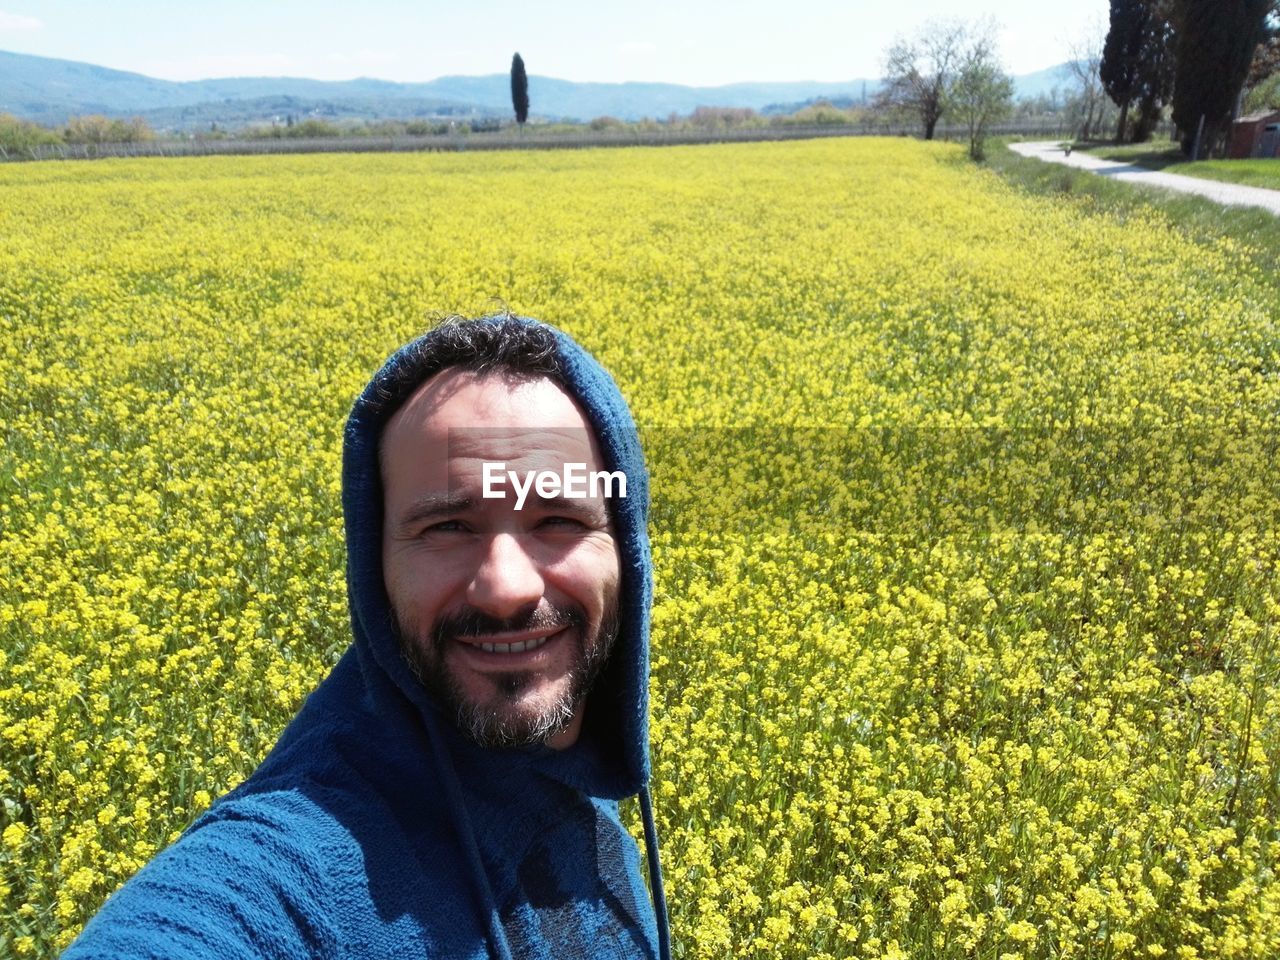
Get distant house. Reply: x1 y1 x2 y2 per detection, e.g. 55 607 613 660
1229 110 1280 159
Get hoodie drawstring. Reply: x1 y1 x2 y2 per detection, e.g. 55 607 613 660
424 721 517 960
428 713 672 960
639 784 672 960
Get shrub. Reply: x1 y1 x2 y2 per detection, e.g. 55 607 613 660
0 113 62 153
63 115 155 145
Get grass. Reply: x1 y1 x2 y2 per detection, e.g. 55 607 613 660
1079 140 1280 190
987 138 1280 282
1173 158 1280 191
1080 140 1184 168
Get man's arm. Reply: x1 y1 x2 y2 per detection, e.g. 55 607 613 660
62 794 340 960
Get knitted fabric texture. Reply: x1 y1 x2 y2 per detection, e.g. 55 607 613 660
63 317 668 960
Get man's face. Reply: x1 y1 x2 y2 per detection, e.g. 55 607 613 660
380 369 621 750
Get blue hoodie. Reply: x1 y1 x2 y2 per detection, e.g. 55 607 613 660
63 317 672 960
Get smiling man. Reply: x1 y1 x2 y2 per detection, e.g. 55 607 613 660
64 315 672 960
381 367 623 751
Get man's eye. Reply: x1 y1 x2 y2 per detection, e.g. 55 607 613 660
422 520 468 535
539 516 583 529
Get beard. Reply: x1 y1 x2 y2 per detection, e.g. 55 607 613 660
393 591 619 749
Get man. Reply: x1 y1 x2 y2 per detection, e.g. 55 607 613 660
64 315 672 960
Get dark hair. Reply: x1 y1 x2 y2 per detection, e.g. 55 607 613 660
368 313 565 424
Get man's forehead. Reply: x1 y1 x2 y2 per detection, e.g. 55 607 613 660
381 368 604 467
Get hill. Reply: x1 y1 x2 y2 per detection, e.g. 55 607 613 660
0 48 1078 130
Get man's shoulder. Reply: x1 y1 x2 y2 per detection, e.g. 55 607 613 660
60 663 458 958
243 650 438 800
188 781 350 852
61 787 350 960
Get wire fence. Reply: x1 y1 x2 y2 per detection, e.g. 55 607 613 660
0 120 1095 164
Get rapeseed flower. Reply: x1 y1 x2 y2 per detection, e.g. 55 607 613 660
1 138 1278 957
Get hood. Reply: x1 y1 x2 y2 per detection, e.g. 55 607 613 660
340 315 654 796
61 314 670 960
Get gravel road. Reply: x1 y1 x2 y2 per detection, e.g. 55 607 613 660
1009 141 1280 216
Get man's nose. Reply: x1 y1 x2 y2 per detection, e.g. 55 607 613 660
466 533 545 618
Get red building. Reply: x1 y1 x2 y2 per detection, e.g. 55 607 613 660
1229 110 1280 159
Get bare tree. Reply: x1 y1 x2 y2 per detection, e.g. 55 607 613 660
1067 22 1109 140
879 20 969 140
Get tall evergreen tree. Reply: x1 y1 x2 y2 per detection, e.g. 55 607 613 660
1131 1 1176 141
510 53 530 127
1172 0 1273 156
1101 0 1149 141
1101 0 1175 142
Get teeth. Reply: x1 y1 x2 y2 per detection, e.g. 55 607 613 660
477 635 550 655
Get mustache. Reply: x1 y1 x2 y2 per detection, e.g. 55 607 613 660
430 602 585 646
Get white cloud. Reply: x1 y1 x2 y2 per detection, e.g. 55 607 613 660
619 41 657 57
0 11 42 31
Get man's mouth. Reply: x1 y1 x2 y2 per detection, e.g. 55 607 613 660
452 625 568 659
473 634 552 655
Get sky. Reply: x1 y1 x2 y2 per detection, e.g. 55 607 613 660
0 1 1110 86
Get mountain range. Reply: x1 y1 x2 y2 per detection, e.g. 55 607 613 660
0 49 1075 131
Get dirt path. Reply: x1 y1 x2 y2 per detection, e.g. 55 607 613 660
1009 141 1280 216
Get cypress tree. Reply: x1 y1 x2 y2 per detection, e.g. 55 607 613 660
511 53 530 126
1172 0 1272 156
1101 0 1148 141
1101 0 1174 142
1131 1 1176 142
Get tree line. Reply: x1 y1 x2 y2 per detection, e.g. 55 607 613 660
1101 0 1280 156
0 113 156 152
19 21 1276 162
508 35 1017 162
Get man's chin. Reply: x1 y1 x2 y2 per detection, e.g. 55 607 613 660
453 680 578 748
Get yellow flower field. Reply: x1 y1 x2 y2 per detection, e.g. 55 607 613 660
1 138 1279 958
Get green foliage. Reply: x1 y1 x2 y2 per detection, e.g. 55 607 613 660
949 39 1014 161
1100 0 1176 142
1170 157 1280 189
1101 0 1148 107
511 53 529 125
1244 72 1280 111
285 118 342 139
781 101 857 126
1172 0 1273 157
404 119 453 136
0 113 61 153
1245 3 1280 92
62 115 154 145
1084 142 1184 165
244 118 343 139
879 18 1013 152
686 106 761 130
